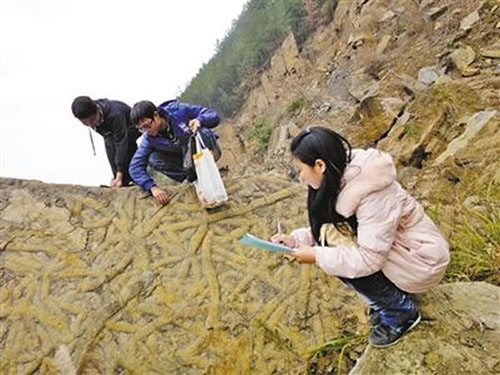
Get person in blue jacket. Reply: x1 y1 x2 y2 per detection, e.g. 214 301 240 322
129 99 221 205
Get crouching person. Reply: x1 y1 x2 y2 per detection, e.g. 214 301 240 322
271 126 450 348
129 99 221 205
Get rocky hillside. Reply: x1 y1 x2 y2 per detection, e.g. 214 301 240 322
218 0 500 286
222 0 500 178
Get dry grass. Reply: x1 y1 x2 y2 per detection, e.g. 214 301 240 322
306 333 367 375
430 182 500 286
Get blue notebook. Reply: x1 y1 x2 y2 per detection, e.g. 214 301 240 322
239 233 295 253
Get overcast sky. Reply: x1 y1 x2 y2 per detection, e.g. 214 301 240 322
0 0 247 186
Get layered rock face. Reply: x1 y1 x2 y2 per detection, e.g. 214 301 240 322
1 178 499 375
0 177 370 374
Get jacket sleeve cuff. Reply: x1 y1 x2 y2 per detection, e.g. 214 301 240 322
315 246 349 277
315 247 333 273
290 227 315 247
143 181 156 192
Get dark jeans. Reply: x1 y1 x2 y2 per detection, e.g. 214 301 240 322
148 128 221 183
341 271 417 327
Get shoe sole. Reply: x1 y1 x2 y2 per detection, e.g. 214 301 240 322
370 313 421 348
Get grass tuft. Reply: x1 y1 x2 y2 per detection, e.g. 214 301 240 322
430 182 500 285
249 118 274 151
306 334 366 374
286 97 308 116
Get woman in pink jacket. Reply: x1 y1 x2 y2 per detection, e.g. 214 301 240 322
272 126 450 347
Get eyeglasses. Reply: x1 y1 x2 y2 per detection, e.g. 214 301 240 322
136 118 154 132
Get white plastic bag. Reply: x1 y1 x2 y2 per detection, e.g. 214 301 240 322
192 133 228 207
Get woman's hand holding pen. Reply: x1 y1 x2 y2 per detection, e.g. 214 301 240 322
271 218 298 247
271 234 316 264
271 234 296 248
271 218 316 263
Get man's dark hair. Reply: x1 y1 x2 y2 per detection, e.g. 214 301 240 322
71 96 98 119
130 100 158 125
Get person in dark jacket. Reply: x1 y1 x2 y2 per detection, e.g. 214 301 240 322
129 99 221 205
71 96 141 187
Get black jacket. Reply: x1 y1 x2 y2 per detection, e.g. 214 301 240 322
93 99 141 178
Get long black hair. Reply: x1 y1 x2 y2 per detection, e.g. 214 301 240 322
291 126 357 243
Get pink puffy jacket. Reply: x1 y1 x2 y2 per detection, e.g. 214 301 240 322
291 149 450 293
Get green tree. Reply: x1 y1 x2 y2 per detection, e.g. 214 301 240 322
180 0 331 117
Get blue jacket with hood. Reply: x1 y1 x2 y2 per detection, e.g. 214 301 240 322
129 100 220 191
